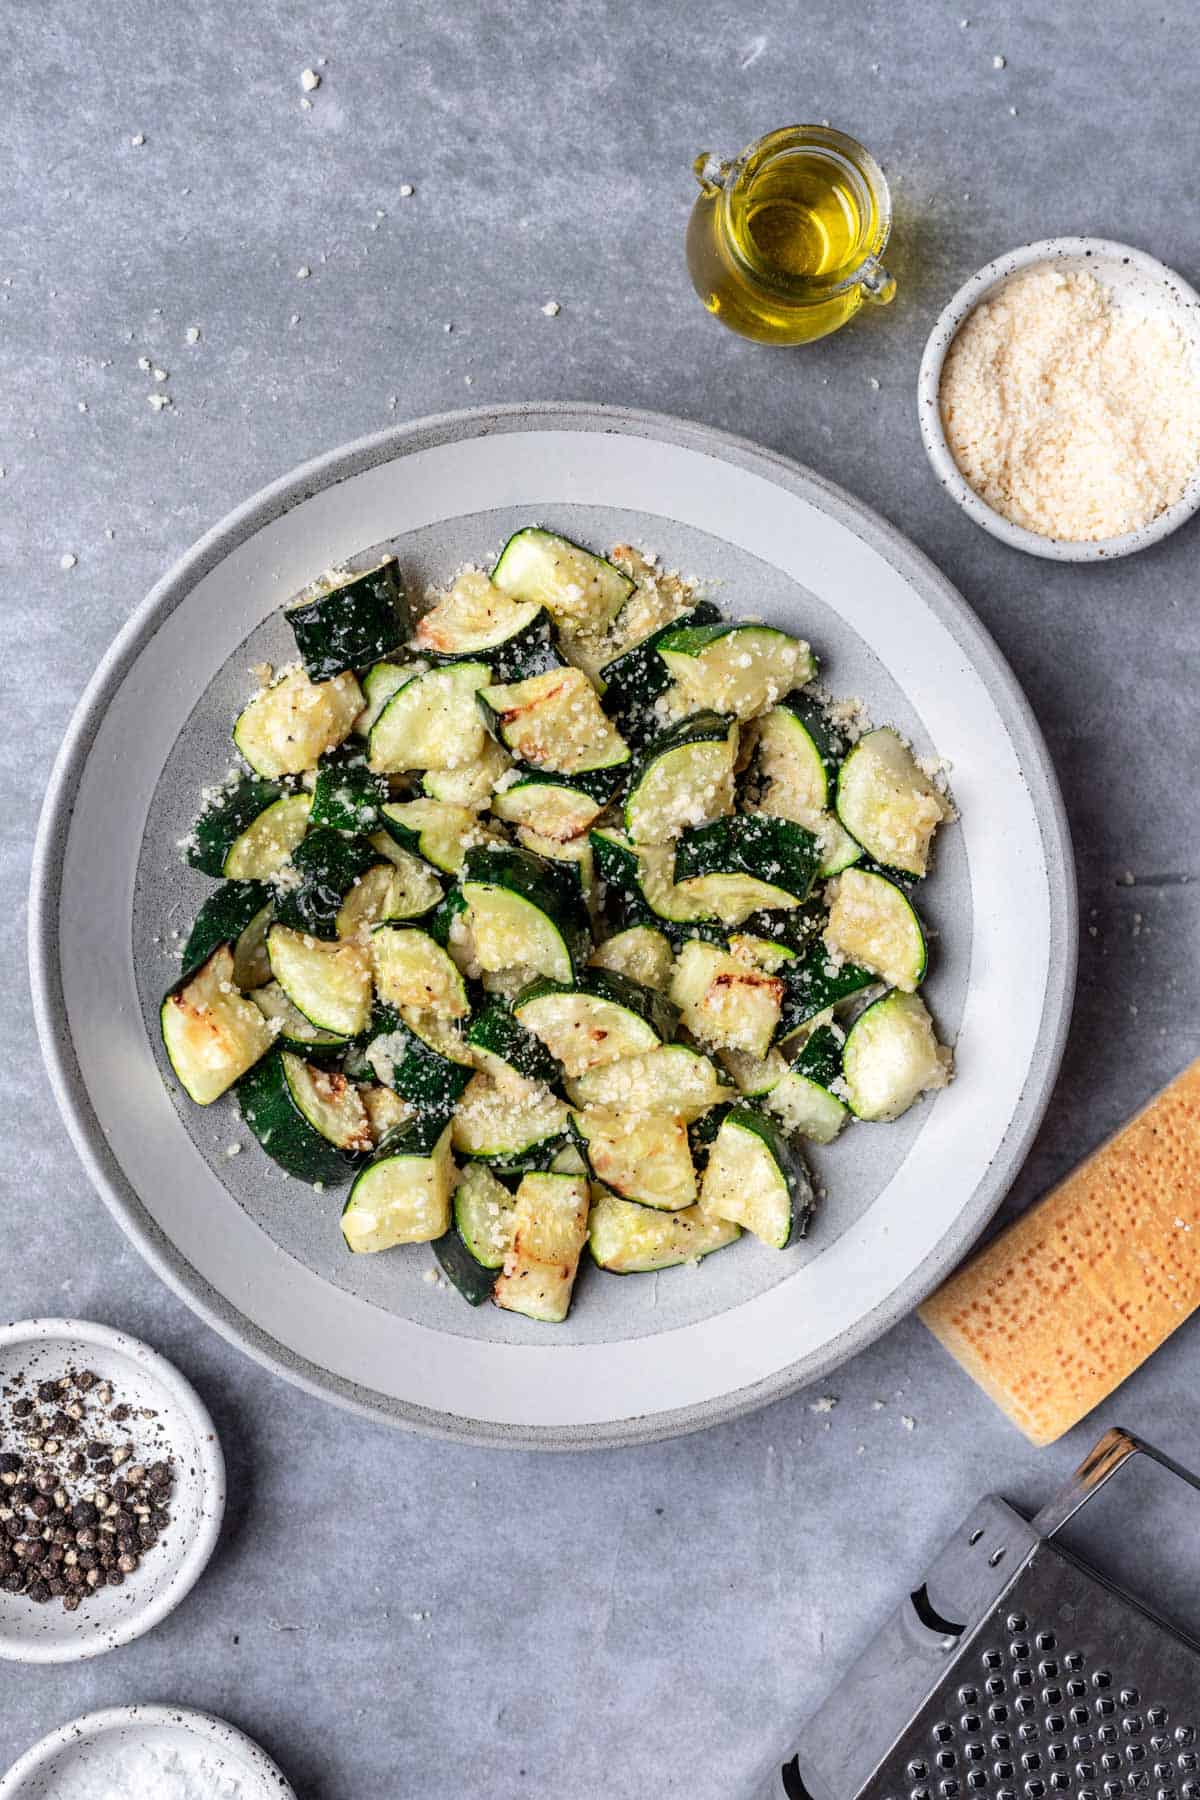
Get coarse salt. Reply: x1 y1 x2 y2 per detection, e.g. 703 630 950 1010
940 265 1200 541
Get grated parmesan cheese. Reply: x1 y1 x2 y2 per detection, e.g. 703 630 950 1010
940 265 1200 541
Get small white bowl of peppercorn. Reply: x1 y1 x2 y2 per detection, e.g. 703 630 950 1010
0 1319 225 1663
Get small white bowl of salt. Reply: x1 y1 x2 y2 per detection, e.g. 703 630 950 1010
0 1705 297 1800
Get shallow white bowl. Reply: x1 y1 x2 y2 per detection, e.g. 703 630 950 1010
0 1321 224 1663
0 1706 295 1799
918 236 1200 562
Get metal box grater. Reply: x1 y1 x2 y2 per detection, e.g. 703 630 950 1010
749 1429 1200 1800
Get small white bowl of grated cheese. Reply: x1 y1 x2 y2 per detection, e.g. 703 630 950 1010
918 236 1200 560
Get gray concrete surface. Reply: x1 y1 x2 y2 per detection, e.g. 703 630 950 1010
4 1 1199 1793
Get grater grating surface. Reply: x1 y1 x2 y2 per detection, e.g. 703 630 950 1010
749 1431 1200 1800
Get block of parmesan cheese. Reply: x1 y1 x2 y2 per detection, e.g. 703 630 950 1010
920 1057 1200 1446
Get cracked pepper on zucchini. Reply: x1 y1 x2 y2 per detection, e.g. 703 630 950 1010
160 531 956 1320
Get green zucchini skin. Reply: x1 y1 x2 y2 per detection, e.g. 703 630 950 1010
308 744 389 833
273 827 380 939
462 844 592 975
599 601 722 744
182 881 273 978
623 709 736 841
467 998 563 1091
432 1230 497 1305
673 815 820 904
589 829 651 933
286 561 408 681
429 607 563 684
706 1104 814 1246
237 1048 359 1183
687 1101 733 1173
775 945 878 1044
360 1007 474 1111
790 1022 843 1088
188 777 285 877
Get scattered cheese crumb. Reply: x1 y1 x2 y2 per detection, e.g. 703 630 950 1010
77 400 87 413
152 366 168 382
300 97 312 111
541 300 561 317
147 392 172 410
130 132 146 147
867 375 880 391
809 1394 838 1414
59 552 77 571
300 67 321 91
186 325 201 344
940 266 1200 541
992 52 1006 67
225 1143 242 1158
296 265 311 280
399 184 414 198
422 1268 439 1285
137 355 152 371
900 1414 916 1431
105 527 115 540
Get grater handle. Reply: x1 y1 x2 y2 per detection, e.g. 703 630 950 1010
1032 1425 1200 1540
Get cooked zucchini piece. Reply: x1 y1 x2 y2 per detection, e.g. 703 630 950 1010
670 939 784 1059
354 661 413 737
823 866 927 992
477 666 630 781
624 712 738 845
286 560 407 681
421 737 512 808
673 816 819 922
233 667 363 778
514 971 677 1078
841 990 952 1122
598 600 722 743
835 727 951 878
452 1161 519 1269
367 662 491 774
451 1074 571 1170
379 799 485 876
588 924 674 990
335 861 441 941
309 744 389 833
362 1007 475 1111
513 829 597 914
188 778 308 880
589 829 717 937
341 1114 455 1251
433 1233 496 1306
493 1171 591 1323
361 1084 414 1144
461 845 591 985
160 944 273 1105
763 1025 848 1144
267 924 373 1037
468 998 563 1093
365 835 449 909
699 1106 813 1248
414 570 561 681
727 932 798 976
491 529 633 633
251 980 349 1056
570 1106 697 1212
747 694 862 877
491 773 605 842
371 925 470 1019
273 827 380 940
775 943 878 1049
588 1191 739 1273
657 622 814 723
717 1047 789 1099
239 1048 372 1181
566 1044 733 1121
182 882 274 988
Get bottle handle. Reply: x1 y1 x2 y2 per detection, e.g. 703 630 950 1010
859 256 897 305
693 151 733 194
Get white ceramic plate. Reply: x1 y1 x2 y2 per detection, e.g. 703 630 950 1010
0 1321 224 1662
29 404 1076 1448
0 1706 295 1799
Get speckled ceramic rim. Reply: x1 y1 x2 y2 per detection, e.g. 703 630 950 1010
918 236 1200 561
0 1321 225 1662
28 403 1077 1450
0 1705 296 1798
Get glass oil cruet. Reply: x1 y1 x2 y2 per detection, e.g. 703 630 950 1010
687 124 896 345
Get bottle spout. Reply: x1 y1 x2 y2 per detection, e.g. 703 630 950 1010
693 151 733 193
859 256 897 305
